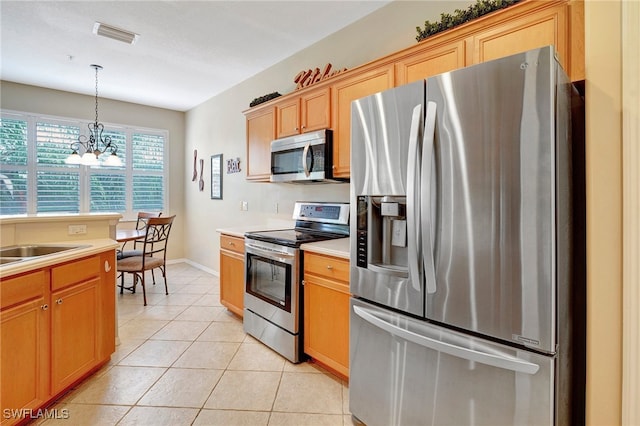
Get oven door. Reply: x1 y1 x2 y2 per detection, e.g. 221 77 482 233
244 241 300 333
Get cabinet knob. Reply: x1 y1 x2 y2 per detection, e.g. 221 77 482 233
302 280 306 286
41 304 49 311
105 260 112 272
56 298 63 305
229 242 235 246
326 265 333 270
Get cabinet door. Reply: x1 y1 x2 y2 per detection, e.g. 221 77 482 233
395 40 466 85
276 97 301 138
220 235 245 317
301 87 330 133
471 4 569 74
303 274 350 378
246 106 276 181
331 64 394 178
1 297 49 425
51 278 99 394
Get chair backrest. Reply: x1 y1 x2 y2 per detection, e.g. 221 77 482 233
136 211 162 230
140 215 175 261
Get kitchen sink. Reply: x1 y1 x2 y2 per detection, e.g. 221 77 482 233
0 244 89 266
0 257 23 265
0 244 85 258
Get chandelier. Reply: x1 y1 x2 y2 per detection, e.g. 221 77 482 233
65 64 122 167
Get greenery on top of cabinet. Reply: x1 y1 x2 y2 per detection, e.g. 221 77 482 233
416 0 522 42
249 92 282 107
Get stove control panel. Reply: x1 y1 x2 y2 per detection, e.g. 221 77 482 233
292 202 349 225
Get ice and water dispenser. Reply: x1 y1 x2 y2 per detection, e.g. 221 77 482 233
356 195 409 275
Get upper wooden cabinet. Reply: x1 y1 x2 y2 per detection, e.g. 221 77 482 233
331 63 394 178
245 105 276 181
395 40 466 85
396 0 583 83
243 0 584 180
472 3 570 69
276 87 330 138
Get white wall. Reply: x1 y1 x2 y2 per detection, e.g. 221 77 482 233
0 81 186 260
184 0 473 272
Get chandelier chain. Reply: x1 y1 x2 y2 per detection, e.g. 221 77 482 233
94 65 99 125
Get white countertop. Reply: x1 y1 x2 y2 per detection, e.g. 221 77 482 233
301 238 350 260
0 213 122 225
0 238 119 278
216 220 295 239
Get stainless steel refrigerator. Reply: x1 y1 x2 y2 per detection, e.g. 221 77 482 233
349 46 585 426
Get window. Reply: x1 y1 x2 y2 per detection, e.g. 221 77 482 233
0 111 168 218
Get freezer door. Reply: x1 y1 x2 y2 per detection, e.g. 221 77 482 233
349 298 555 426
423 46 566 353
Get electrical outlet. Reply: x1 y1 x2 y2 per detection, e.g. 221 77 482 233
68 224 87 235
241 201 248 211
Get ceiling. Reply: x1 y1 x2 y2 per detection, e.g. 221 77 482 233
0 1 391 112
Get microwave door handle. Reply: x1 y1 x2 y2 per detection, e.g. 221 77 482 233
406 104 423 292
302 143 311 177
421 101 437 294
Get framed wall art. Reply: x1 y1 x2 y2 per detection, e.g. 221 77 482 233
211 154 223 199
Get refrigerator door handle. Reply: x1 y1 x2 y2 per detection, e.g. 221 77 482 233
421 101 438 294
406 104 423 291
353 304 540 375
302 142 311 177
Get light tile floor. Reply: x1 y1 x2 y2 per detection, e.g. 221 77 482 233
38 263 355 426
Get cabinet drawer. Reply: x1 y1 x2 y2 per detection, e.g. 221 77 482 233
1 270 46 310
220 235 245 254
304 252 349 283
51 255 100 291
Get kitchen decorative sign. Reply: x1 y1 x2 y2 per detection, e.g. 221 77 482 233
226 157 241 174
294 63 346 90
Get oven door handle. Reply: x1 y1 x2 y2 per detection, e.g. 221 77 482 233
246 244 296 265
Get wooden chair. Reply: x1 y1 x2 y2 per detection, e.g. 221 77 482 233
117 215 175 306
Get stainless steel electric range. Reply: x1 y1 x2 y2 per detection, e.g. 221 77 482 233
243 201 350 363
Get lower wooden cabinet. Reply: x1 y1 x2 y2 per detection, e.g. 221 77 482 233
219 234 245 317
0 250 115 426
1 272 49 425
51 278 99 394
303 252 350 378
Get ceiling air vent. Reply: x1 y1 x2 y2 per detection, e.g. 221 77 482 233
93 22 139 44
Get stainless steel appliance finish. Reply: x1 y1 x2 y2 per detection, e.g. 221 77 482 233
349 46 584 425
350 298 554 426
244 201 349 363
244 239 301 362
270 129 345 183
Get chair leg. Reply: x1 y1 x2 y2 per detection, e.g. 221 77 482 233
139 271 147 306
120 272 125 294
160 265 168 295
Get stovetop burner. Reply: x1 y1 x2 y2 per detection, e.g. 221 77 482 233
244 201 350 248
245 228 347 248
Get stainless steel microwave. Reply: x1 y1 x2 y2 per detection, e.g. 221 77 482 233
270 129 345 183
